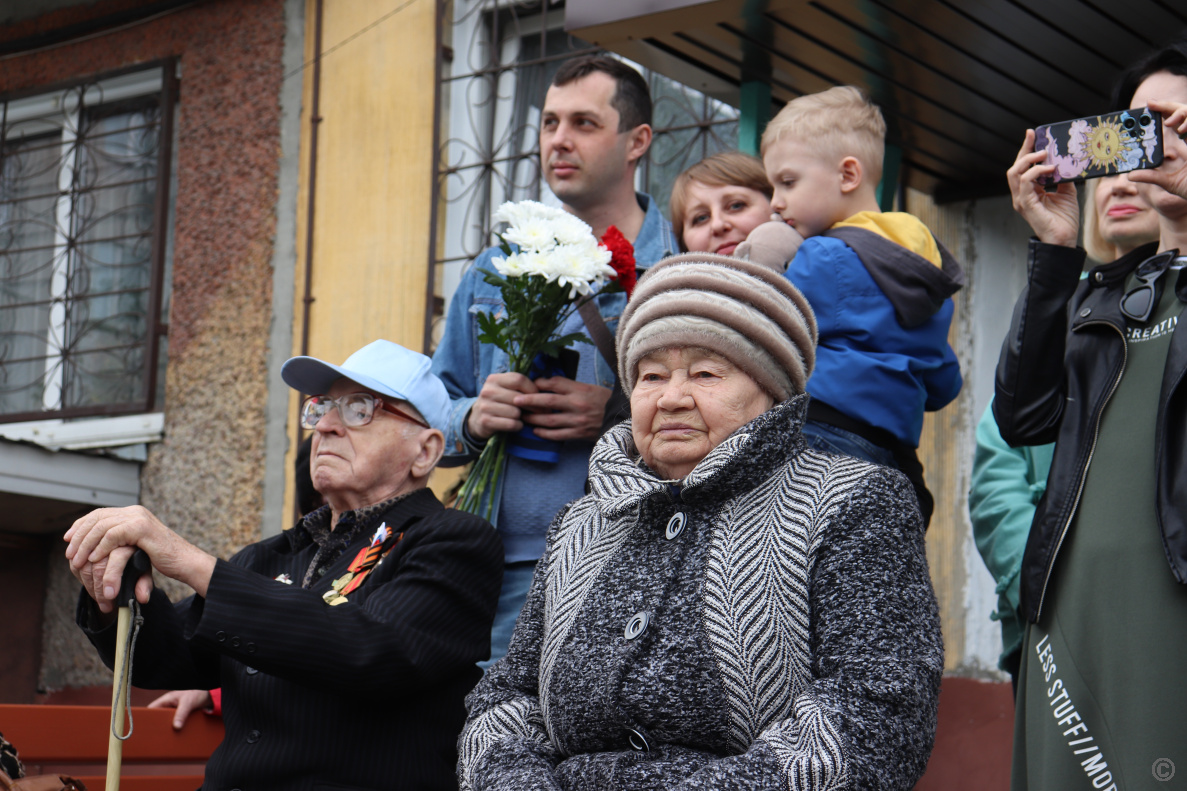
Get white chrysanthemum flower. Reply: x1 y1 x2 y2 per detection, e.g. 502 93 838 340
551 213 595 246
548 243 615 297
533 201 570 223
490 252 525 278
495 199 565 225
515 250 555 280
490 200 614 295
502 217 557 253
493 201 531 227
570 239 614 279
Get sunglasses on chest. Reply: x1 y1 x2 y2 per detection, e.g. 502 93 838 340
1119 251 1180 323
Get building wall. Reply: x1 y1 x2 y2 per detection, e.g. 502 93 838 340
953 196 1035 674
284 0 440 518
0 0 291 690
908 191 1033 791
909 189 977 675
909 189 1033 678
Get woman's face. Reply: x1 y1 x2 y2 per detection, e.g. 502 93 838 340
1094 173 1159 256
680 181 773 255
631 347 774 480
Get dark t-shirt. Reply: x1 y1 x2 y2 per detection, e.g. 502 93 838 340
1012 262 1187 791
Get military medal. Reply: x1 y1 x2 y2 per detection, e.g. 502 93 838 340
322 522 403 606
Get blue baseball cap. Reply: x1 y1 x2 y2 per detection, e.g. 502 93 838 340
281 340 450 432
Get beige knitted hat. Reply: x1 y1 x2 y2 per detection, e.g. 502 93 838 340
616 253 817 401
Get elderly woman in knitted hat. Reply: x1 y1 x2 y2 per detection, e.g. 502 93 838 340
458 254 943 791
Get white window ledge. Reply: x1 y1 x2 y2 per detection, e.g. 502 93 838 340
0 413 165 451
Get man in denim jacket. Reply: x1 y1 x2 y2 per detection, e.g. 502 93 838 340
432 55 677 666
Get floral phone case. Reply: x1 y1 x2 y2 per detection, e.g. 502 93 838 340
1034 107 1163 185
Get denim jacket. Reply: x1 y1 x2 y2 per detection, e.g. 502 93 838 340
432 192 677 465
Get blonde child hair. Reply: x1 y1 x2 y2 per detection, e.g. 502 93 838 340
761 86 886 185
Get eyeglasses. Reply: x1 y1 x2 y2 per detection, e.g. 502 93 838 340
301 393 430 430
1119 251 1176 323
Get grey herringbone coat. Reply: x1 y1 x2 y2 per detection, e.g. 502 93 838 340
459 396 943 791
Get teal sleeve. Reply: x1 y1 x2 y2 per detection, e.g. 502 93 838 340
968 399 1055 666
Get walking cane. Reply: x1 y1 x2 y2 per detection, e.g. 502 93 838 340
107 549 151 791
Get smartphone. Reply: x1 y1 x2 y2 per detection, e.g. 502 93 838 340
1034 107 1163 185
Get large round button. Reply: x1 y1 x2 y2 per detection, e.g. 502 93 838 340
624 611 650 640
1079 307 1092 317
215 631 226 643
665 512 686 540
626 728 649 752
245 667 258 676
246 642 257 654
246 729 261 744
230 637 241 649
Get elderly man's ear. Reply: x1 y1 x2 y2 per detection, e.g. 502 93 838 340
410 429 446 481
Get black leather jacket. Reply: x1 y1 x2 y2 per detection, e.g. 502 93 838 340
993 239 1187 622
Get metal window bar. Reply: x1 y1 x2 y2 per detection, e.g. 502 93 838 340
1 229 160 258
0 284 152 314
0 62 175 424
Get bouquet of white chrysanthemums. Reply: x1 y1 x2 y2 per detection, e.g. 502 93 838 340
455 200 634 520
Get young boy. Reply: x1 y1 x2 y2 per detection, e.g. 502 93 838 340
760 85 964 525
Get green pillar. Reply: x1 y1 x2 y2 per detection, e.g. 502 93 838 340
738 81 771 156
877 143 902 211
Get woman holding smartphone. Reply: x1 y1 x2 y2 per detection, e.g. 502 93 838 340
968 166 1159 693
997 40 1187 790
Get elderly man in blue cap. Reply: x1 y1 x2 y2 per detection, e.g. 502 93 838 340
66 340 502 791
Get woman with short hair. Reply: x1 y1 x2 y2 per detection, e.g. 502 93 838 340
669 151 774 255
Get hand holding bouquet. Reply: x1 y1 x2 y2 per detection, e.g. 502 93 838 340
456 200 635 519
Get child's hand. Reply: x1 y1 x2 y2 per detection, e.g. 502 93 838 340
1128 99 1187 200
1006 129 1080 247
734 215 804 270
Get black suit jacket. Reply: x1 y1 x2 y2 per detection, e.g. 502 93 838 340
79 488 502 791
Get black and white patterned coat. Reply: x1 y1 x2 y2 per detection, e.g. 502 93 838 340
459 396 943 791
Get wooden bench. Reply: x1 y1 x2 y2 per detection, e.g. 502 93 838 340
0 704 223 791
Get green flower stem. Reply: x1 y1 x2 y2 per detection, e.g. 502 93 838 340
457 434 506 521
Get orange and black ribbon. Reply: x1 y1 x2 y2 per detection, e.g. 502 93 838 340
322 521 411 605
340 525 403 595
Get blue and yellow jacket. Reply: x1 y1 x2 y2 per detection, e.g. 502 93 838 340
785 210 964 447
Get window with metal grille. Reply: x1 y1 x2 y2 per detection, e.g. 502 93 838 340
430 0 739 347
0 65 174 424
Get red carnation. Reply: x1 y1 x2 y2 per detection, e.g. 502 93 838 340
601 226 637 298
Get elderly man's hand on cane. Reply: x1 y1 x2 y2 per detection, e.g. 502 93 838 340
65 505 217 613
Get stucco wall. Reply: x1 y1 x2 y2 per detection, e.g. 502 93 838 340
908 189 1035 678
0 0 289 690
